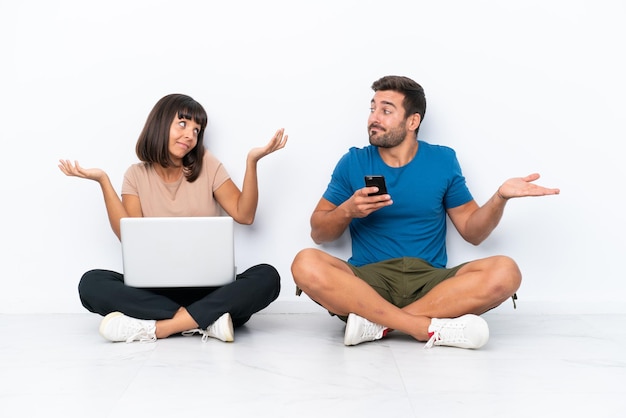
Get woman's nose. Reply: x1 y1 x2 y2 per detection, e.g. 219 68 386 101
185 128 196 139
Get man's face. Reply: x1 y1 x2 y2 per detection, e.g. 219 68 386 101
368 90 409 148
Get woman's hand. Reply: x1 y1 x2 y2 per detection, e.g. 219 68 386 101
58 159 107 182
247 128 288 163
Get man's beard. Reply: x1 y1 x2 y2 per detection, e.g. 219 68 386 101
368 125 406 148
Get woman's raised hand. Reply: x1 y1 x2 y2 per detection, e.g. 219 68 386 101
247 128 288 162
58 159 107 182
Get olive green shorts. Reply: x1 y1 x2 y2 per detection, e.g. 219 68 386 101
334 257 467 321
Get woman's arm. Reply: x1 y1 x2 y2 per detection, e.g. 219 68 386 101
58 159 130 240
214 129 287 224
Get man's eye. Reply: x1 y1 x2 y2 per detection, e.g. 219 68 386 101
369 107 375 113
384 110 391 115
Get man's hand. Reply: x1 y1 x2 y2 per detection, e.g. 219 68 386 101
497 173 560 200
344 187 393 218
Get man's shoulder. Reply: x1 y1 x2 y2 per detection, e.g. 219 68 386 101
419 140 455 153
418 141 459 162
347 144 375 154
343 145 378 161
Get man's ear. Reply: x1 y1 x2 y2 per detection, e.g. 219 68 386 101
407 113 421 132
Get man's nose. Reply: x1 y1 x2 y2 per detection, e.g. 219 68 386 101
368 111 379 125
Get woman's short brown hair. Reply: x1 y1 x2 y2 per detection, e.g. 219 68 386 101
135 94 208 182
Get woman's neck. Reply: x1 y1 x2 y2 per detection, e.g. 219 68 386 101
153 163 183 183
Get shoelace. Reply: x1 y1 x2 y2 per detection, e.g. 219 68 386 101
423 321 466 349
124 326 156 344
182 328 212 342
424 331 439 349
359 320 385 341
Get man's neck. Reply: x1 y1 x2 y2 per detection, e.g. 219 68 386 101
377 138 419 168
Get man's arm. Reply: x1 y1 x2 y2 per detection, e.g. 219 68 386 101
448 173 560 245
310 187 393 244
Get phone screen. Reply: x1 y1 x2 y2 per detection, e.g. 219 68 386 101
364 175 388 196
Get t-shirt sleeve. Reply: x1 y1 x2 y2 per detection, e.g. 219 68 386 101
203 151 230 192
443 149 473 209
322 151 354 206
121 165 140 196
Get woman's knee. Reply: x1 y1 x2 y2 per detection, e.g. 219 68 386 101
244 263 281 296
78 269 122 307
247 263 279 277
78 269 102 298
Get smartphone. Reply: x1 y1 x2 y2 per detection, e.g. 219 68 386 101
364 175 388 196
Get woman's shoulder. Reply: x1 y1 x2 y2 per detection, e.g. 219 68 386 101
202 148 219 162
200 148 227 173
124 161 152 178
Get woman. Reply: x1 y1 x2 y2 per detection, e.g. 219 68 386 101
59 93 287 343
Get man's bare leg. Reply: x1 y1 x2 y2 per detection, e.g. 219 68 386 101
292 249 520 342
401 255 522 319
292 248 431 340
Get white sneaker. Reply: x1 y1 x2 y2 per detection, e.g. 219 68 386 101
99 312 157 343
183 313 234 342
424 314 489 349
344 313 389 346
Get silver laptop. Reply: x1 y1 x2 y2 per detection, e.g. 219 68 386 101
120 216 236 288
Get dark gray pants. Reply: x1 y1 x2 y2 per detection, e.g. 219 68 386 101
78 264 280 329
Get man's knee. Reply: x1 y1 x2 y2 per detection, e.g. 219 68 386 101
291 248 335 292
490 255 522 296
291 248 318 283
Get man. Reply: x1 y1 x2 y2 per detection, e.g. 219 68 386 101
291 75 559 349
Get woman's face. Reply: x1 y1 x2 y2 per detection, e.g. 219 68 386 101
168 114 200 161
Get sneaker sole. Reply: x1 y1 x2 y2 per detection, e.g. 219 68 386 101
343 313 361 346
218 314 235 343
468 315 490 349
98 311 124 341
222 313 234 342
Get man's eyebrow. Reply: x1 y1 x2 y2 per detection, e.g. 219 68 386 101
371 99 397 108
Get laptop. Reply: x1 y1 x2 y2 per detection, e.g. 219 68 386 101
120 216 236 288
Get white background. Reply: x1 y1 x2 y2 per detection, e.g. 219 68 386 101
1 0 624 314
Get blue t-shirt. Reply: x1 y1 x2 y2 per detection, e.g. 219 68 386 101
323 141 473 268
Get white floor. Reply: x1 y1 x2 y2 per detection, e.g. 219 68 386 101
1 309 625 418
